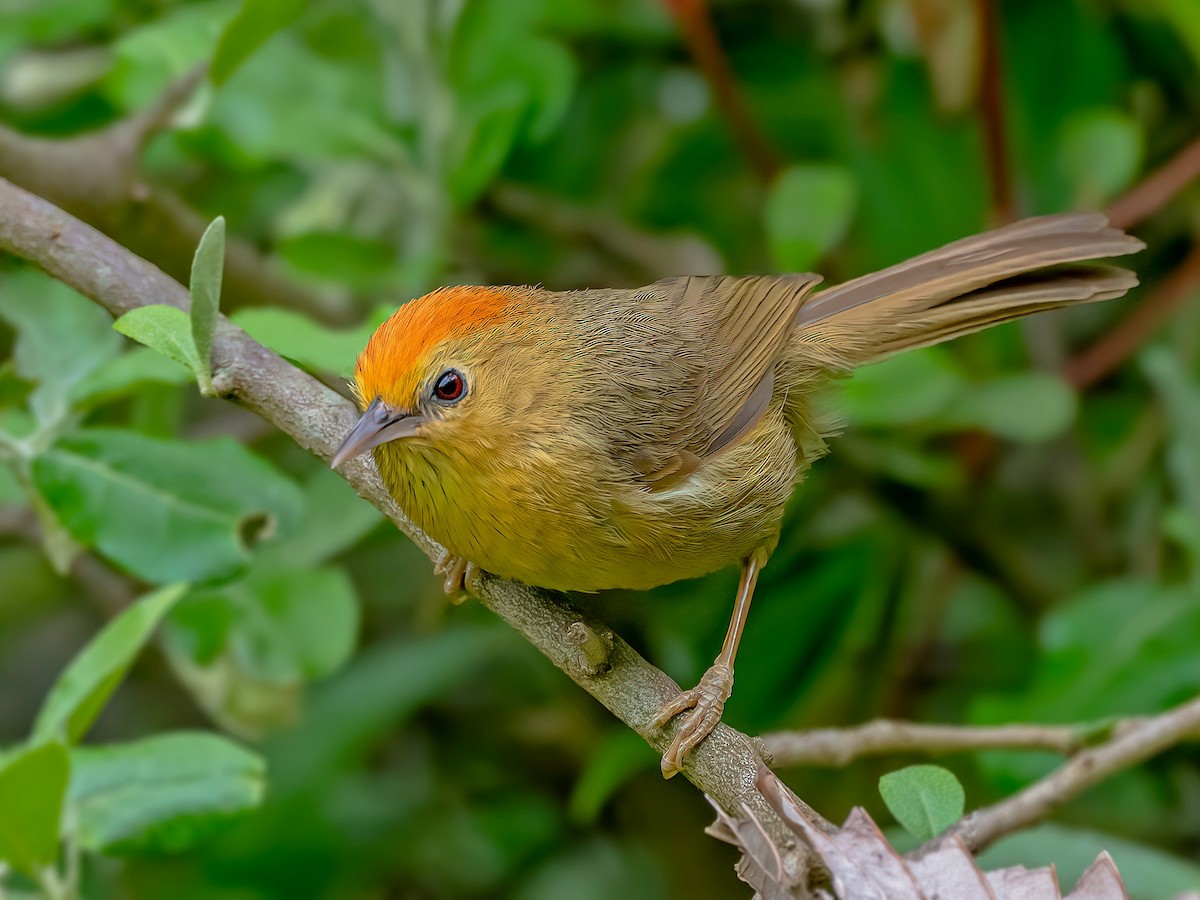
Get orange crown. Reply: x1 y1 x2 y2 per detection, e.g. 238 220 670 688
353 286 527 408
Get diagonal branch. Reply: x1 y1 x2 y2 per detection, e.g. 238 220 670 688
975 0 1015 224
0 176 829 878
1107 133 1200 231
663 0 782 184
1062 241 1200 389
938 692 1200 853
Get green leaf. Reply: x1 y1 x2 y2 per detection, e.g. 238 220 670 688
569 730 654 824
1057 108 1143 207
765 164 858 271
103 0 229 111
170 565 359 683
0 269 121 426
189 216 226 395
69 348 192 408
113 305 206 387
940 372 1078 442
33 585 186 745
878 764 964 841
1142 347 1200 521
70 732 265 854
841 349 967 428
979 823 1200 899
0 742 69 876
230 307 375 376
260 467 383 567
32 429 304 583
211 0 306 86
274 232 398 292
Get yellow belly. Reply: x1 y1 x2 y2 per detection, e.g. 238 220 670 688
375 404 806 593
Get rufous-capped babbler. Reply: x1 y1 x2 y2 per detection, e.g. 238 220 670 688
333 213 1142 777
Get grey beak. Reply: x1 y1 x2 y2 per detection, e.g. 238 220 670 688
331 397 422 468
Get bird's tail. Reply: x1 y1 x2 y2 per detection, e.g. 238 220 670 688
790 213 1144 371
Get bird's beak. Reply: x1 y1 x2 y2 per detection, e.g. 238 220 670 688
331 397 422 468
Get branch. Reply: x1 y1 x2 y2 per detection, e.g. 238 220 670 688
939 693 1200 853
1062 241 1200 389
1107 133 1200 231
0 69 354 325
663 0 782 184
975 0 1015 224
1057 134 1200 387
0 176 829 878
763 719 1085 767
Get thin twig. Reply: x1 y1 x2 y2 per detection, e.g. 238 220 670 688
663 0 782 183
0 71 352 324
763 720 1085 768
1107 133 1200 230
975 0 1014 224
0 176 820 876
938 693 1200 853
1063 241 1200 389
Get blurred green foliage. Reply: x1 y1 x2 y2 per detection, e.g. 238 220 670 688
1 0 1200 897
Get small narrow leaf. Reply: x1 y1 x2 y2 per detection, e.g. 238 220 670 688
0 742 69 876
70 732 265 854
879 764 965 842
189 216 225 395
113 305 205 385
33 585 187 745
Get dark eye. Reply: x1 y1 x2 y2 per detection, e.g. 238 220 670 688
432 369 466 404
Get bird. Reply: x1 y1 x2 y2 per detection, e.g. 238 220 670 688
332 212 1143 777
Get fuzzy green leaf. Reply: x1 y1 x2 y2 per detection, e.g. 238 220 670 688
33 585 186 745
879 764 965 841
189 216 225 395
113 305 205 386
70 732 265 854
0 742 69 876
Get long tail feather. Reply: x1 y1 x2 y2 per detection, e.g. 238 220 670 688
792 213 1144 369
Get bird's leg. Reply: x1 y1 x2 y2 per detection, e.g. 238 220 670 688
433 550 474 604
654 552 763 778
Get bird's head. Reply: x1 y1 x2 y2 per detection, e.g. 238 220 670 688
332 285 538 470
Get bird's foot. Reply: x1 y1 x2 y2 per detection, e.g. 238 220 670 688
654 663 733 779
434 551 476 604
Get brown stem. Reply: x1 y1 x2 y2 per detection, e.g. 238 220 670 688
663 0 782 184
940 693 1200 853
763 719 1086 768
1063 242 1200 389
975 0 1014 224
1108 133 1200 230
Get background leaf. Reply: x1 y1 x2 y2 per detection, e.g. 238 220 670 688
70 732 265 854
113 305 206 386
32 430 303 582
0 270 121 426
211 0 306 86
33 585 186 745
0 741 69 876
878 764 965 841
764 164 858 271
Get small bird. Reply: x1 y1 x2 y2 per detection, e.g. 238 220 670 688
333 213 1142 777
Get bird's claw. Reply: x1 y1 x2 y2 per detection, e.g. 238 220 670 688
434 551 475 604
654 663 733 778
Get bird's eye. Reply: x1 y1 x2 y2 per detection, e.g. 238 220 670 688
432 369 467 404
